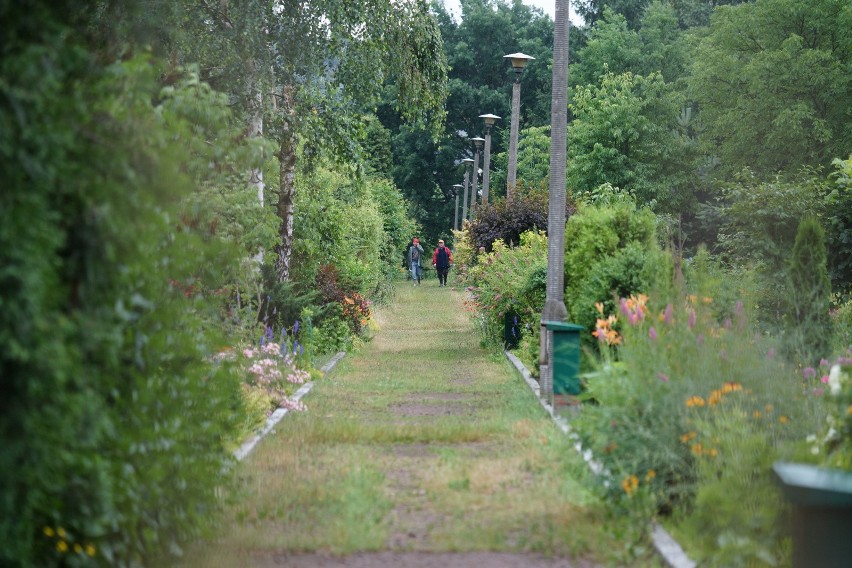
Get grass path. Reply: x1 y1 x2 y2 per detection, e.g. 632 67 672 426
181 278 653 567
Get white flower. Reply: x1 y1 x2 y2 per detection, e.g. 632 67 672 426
828 364 843 396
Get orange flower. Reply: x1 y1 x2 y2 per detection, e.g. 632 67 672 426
708 390 723 406
686 396 706 408
691 443 703 456
621 474 640 496
680 431 697 443
645 470 657 482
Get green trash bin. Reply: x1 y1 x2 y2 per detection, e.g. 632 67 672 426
772 461 852 568
544 321 584 395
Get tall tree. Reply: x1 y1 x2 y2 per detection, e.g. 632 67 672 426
689 0 852 177
267 0 448 281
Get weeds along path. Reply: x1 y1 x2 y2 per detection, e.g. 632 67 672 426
181 278 643 568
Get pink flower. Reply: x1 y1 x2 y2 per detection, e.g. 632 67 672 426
663 304 673 325
802 367 817 380
687 309 696 329
648 327 658 341
767 348 776 359
657 372 669 383
821 375 830 384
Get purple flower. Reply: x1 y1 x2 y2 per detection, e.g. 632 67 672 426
294 320 300 335
648 327 658 341
723 318 732 329
663 304 673 325
802 367 817 380
688 309 696 329
293 340 300 354
657 372 669 383
820 358 829 367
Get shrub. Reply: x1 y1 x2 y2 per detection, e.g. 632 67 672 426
785 216 832 364
468 185 575 252
463 231 548 350
573 250 822 554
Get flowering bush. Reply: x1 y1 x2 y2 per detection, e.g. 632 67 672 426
573 250 823 564
803 357 852 470
461 230 548 352
241 341 309 413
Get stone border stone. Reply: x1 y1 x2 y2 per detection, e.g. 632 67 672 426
233 351 347 462
504 351 696 568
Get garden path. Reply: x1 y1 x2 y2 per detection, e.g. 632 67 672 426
180 277 641 567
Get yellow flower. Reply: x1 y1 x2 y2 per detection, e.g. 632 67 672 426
595 302 604 315
57 527 66 538
691 443 703 456
708 390 723 406
646 470 657 482
765 404 774 413
753 410 762 419
846 405 852 416
779 415 790 424
686 395 706 408
43 527 55 537
85 544 97 557
687 295 697 304
680 431 697 444
74 544 83 554
705 448 719 457
56 541 68 553
702 296 713 304
621 474 640 496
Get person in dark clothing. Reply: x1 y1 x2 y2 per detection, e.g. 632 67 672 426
432 239 453 287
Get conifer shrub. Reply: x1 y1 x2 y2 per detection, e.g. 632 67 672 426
785 216 832 364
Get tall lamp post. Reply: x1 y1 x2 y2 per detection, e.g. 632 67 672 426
470 137 485 218
462 158 474 221
503 52 535 199
479 114 500 205
452 183 463 230
540 0 569 407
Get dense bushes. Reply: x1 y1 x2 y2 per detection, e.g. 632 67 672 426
0 41 259 565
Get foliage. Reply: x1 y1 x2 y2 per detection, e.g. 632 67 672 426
462 231 549 350
0 33 256 566
714 169 829 328
568 70 697 212
386 0 557 244
825 156 852 300
468 185 574 252
564 199 660 331
800 360 852 471
688 0 852 177
785 217 832 364
573 250 822 563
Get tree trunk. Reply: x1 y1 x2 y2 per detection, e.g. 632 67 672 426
275 84 297 282
247 71 264 205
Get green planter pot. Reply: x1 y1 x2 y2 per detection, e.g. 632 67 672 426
772 461 852 568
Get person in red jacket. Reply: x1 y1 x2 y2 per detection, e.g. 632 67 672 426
432 239 453 287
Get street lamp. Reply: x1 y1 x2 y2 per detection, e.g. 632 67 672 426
452 183 463 231
479 114 500 205
471 137 485 218
503 52 535 198
462 158 474 221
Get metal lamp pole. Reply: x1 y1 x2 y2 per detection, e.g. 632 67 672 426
479 114 500 205
452 183 463 230
503 52 535 199
462 158 473 221
470 137 485 218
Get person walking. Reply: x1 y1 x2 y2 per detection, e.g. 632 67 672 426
432 239 453 287
408 237 424 285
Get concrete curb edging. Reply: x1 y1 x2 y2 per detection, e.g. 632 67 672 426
233 351 347 462
504 351 696 568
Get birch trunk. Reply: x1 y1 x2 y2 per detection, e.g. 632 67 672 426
274 84 297 282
